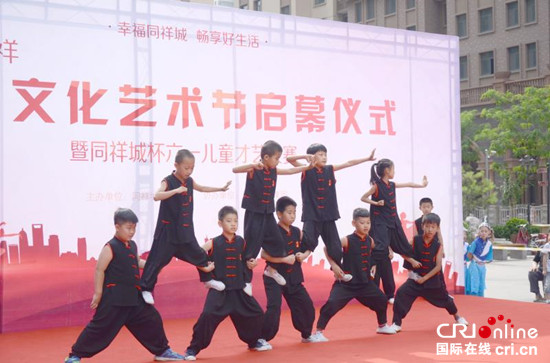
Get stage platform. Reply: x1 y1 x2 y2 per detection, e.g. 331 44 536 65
1 295 549 362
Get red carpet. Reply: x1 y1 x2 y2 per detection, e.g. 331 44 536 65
1 295 549 362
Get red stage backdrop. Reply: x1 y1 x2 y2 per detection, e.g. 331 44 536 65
0 0 462 333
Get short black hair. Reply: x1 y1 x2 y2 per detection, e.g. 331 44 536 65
306 143 327 155
422 213 441 227
261 140 283 158
353 208 370 220
114 208 138 225
276 196 297 213
419 197 433 207
218 206 238 221
175 149 195 164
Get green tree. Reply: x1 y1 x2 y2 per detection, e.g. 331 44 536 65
475 86 550 204
462 168 498 218
461 110 482 172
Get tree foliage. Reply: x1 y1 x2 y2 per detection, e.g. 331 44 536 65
462 168 498 218
472 87 550 204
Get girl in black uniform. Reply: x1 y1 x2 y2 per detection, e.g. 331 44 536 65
361 158 426 303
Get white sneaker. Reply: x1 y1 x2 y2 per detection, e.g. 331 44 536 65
264 268 286 286
390 323 402 332
455 316 469 326
142 291 155 305
339 274 353 282
388 298 395 304
376 324 397 334
311 331 329 342
301 334 321 343
243 283 253 296
204 280 226 291
251 338 272 351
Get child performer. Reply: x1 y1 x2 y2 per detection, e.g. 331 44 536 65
233 140 313 294
287 144 376 282
183 206 269 359
140 149 231 304
391 213 468 331
257 196 318 348
465 222 494 297
64 208 184 362
313 208 396 342
361 158 425 303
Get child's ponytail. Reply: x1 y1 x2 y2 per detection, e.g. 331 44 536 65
370 162 380 185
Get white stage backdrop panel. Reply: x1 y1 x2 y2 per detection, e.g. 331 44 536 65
0 0 462 331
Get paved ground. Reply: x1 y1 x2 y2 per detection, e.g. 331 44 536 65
484 252 545 303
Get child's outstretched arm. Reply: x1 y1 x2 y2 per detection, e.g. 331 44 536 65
91 245 113 309
286 154 313 167
277 155 315 175
324 237 348 279
332 148 376 172
194 180 231 193
360 185 384 206
261 250 296 265
154 180 187 201
395 176 428 188
416 245 443 285
232 162 263 173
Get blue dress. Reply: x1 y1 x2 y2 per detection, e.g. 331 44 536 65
465 237 493 297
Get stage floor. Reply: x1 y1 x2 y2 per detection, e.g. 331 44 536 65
1 295 549 362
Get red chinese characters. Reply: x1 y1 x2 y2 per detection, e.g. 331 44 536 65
12 77 399 136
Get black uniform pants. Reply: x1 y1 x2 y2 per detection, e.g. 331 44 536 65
392 279 457 326
371 250 396 300
316 282 388 330
70 300 169 358
372 223 413 258
529 270 544 295
303 220 343 268
243 210 285 283
187 289 264 355
141 234 210 291
261 276 315 341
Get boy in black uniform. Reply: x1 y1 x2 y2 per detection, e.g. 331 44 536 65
140 149 231 304
391 213 468 332
233 140 313 294
313 208 396 342
65 208 184 362
257 196 318 349
183 206 268 359
412 197 433 238
287 144 376 282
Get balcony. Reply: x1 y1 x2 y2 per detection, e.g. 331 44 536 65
460 76 550 108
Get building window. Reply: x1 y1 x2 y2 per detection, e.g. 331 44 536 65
385 0 396 15
507 46 520 72
480 51 494 76
479 8 493 33
406 25 416 31
253 0 261 11
366 0 375 20
459 56 468 80
355 1 362 22
526 43 537 68
281 5 290 15
406 0 415 10
506 1 519 27
314 0 326 6
525 0 536 23
456 14 467 38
